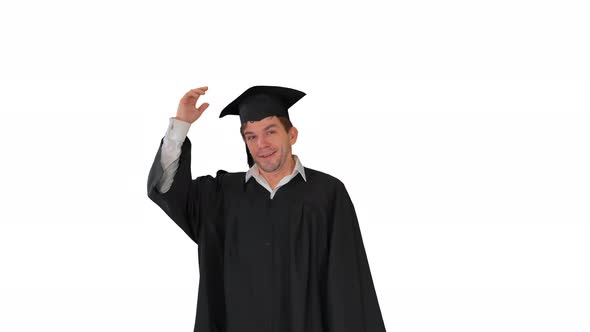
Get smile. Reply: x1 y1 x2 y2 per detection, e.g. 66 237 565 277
259 151 276 158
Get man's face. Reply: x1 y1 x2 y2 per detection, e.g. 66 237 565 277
243 116 298 173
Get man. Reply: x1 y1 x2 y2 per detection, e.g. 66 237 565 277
147 85 386 332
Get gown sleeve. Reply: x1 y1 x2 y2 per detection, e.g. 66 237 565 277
147 136 225 245
324 181 387 332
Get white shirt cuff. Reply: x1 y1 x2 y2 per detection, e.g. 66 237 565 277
166 117 191 142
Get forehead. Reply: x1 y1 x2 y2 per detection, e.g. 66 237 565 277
243 116 281 132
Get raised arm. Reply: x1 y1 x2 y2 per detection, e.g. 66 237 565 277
157 86 210 192
147 86 223 244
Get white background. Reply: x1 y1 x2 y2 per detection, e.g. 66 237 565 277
1 0 589 331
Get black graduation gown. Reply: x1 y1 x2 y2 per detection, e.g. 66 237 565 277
147 137 386 332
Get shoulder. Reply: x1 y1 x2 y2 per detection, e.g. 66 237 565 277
220 170 245 180
194 170 245 188
213 170 245 182
303 168 356 221
304 167 343 184
215 170 247 192
303 167 348 193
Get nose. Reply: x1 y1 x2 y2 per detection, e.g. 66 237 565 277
256 135 270 149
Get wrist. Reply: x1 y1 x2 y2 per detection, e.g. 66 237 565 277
167 117 192 140
174 116 192 124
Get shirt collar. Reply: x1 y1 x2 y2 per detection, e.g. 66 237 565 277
245 154 307 183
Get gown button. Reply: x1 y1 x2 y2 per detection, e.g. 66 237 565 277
264 241 271 246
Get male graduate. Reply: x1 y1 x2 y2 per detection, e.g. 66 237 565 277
147 85 387 332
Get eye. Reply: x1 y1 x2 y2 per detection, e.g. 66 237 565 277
246 136 256 141
266 130 276 135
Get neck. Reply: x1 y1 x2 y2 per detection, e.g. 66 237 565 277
259 155 296 190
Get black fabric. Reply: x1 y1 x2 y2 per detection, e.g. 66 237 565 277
218 86 305 123
147 137 386 332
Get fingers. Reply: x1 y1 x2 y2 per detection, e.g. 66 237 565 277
189 86 208 95
187 87 208 98
197 102 210 113
181 86 209 104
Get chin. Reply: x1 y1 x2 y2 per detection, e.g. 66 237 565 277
257 161 281 173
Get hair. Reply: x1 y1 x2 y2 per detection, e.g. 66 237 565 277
240 116 293 139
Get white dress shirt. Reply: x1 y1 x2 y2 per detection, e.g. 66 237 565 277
245 154 306 199
158 117 306 199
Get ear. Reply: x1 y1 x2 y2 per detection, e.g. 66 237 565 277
289 126 298 145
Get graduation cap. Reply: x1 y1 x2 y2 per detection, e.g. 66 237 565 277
219 85 306 167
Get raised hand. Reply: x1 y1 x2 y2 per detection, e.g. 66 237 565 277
176 86 209 123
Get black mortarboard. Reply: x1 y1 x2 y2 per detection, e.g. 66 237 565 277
219 85 306 167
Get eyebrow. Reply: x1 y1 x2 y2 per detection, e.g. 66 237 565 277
244 124 278 136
